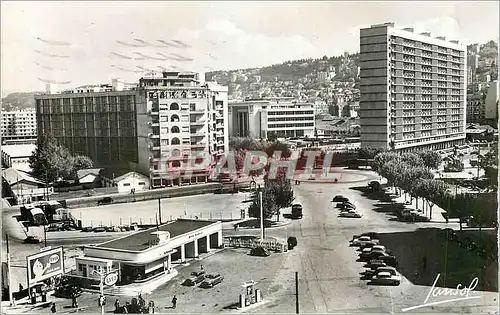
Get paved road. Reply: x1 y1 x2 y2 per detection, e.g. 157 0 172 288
227 172 498 313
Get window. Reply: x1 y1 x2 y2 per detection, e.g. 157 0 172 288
138 182 145 185
170 114 180 122
123 183 131 187
170 103 179 110
171 137 180 145
171 126 180 133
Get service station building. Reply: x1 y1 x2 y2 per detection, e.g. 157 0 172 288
75 219 223 285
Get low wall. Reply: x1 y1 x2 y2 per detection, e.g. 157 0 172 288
64 181 252 209
223 236 288 253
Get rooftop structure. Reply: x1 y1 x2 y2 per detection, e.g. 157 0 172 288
359 23 466 152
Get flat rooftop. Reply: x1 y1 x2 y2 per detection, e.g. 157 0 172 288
97 219 218 251
1 144 36 158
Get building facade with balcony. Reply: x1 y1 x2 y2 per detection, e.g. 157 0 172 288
359 23 467 152
1 109 37 142
138 72 229 188
228 97 315 139
35 72 230 189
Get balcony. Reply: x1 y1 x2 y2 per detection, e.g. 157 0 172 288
191 142 206 149
215 106 223 110
190 132 205 137
148 121 160 127
149 145 160 151
216 124 224 129
190 119 205 126
216 132 224 138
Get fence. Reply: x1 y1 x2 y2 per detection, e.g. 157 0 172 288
223 237 288 252
64 181 253 209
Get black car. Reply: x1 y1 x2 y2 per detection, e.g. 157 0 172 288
250 246 271 257
53 285 82 299
337 202 356 210
97 197 113 206
23 236 41 244
287 237 298 250
379 255 398 267
332 195 349 203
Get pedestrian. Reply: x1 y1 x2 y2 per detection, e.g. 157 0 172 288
148 301 155 314
114 299 120 312
171 295 177 309
71 293 78 308
50 302 56 313
124 302 130 313
18 283 23 292
233 224 237 232
200 264 204 271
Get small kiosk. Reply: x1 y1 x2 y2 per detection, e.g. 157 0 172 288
239 280 261 308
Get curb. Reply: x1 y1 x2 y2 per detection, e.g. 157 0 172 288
233 219 293 230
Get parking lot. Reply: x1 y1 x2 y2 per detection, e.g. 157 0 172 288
143 247 287 313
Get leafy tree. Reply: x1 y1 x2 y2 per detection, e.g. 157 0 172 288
400 152 424 167
265 141 291 159
372 152 400 172
72 155 94 180
229 137 264 151
414 179 448 219
267 132 278 142
29 134 74 182
418 151 442 169
248 167 294 220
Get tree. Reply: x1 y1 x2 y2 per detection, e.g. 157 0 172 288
414 179 448 219
72 155 94 181
418 151 442 169
265 141 291 159
248 167 294 221
229 137 264 151
267 132 278 142
372 152 400 173
400 152 424 167
29 134 74 183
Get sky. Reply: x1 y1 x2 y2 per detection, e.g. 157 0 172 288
1 1 499 96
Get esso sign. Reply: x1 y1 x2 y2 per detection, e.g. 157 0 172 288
104 272 118 286
49 254 60 264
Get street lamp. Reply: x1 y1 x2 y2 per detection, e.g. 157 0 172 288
91 268 106 314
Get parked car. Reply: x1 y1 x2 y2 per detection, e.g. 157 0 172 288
351 236 379 247
370 271 401 286
23 236 41 244
360 247 386 259
337 202 356 210
361 251 397 263
287 237 298 250
339 211 362 218
250 246 271 257
332 195 349 203
81 226 93 232
364 259 387 270
364 266 398 279
291 204 303 219
92 226 106 233
368 181 381 192
352 232 379 242
53 285 82 299
199 273 224 288
379 255 398 267
97 197 113 206
183 271 206 286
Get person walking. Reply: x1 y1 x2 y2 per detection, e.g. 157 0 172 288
71 293 78 308
50 303 57 313
200 264 204 271
171 295 177 309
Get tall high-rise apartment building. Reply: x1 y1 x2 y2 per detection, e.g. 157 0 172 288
1 109 37 142
35 72 229 188
359 23 467 152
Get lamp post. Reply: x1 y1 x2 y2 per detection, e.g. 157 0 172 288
92 268 105 314
259 189 264 240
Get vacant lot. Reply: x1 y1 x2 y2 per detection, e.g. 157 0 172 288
378 228 498 292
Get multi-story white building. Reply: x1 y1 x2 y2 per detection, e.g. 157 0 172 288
1 109 37 141
137 72 229 188
228 97 315 139
359 23 467 152
35 72 229 188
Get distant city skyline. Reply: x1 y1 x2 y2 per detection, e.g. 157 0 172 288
1 1 499 96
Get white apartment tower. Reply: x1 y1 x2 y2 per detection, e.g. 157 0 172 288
359 23 467 151
137 72 229 188
1 109 37 140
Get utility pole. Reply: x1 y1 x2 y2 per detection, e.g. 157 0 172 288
295 272 299 314
259 189 264 240
44 225 47 247
158 198 162 224
6 234 14 306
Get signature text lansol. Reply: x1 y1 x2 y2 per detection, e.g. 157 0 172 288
401 274 480 312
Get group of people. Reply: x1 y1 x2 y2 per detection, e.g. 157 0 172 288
112 294 177 313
